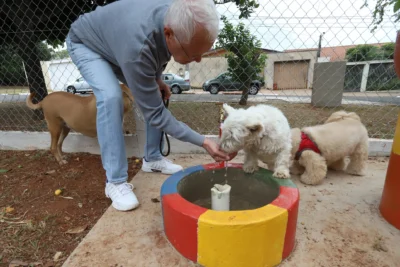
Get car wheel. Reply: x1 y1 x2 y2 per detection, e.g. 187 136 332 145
67 86 76 94
209 84 219 94
171 85 182 94
249 84 259 95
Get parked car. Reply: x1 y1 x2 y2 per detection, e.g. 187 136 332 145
64 76 93 94
161 73 190 94
202 72 264 95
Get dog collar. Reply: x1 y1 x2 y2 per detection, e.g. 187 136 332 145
295 132 321 160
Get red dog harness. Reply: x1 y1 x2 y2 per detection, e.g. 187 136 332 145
295 132 322 160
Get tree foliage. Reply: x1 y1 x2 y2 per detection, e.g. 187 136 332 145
216 16 266 105
362 0 400 32
51 50 70 60
0 0 120 104
214 0 259 19
346 43 395 62
0 0 258 104
0 42 53 86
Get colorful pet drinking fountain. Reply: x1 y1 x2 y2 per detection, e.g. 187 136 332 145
160 162 300 267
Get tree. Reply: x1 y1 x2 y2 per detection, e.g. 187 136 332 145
0 0 118 108
0 45 27 86
0 0 258 106
216 16 267 105
0 41 53 86
51 50 70 60
214 0 259 19
362 0 400 32
380 42 395 59
346 44 380 62
345 43 395 62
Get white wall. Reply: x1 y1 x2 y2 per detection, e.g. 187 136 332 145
41 58 81 92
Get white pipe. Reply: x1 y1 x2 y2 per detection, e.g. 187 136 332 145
211 184 231 211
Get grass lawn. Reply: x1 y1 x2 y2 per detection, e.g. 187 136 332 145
0 100 397 139
169 100 399 139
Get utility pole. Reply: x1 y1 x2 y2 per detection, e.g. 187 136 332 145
317 32 325 58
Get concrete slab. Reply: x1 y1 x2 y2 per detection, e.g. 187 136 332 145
63 155 400 267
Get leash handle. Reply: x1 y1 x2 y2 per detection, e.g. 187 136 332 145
160 89 170 156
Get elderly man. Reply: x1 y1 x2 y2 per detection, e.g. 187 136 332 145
66 0 234 211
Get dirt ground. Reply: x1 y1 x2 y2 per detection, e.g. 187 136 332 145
0 150 142 267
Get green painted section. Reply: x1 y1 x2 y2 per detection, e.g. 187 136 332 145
252 167 298 188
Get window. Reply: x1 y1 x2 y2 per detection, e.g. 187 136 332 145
164 74 173 81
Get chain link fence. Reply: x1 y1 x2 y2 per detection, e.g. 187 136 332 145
0 0 399 140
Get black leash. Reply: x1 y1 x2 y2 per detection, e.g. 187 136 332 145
160 90 171 156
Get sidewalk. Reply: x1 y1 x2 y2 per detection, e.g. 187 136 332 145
63 155 399 267
183 88 400 97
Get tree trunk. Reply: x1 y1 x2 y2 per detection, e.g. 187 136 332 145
239 53 261 106
239 82 250 105
18 37 48 120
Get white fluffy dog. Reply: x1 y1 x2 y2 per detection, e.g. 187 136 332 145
290 110 369 185
219 103 292 179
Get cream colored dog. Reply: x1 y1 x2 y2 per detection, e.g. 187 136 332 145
26 84 134 165
290 110 369 185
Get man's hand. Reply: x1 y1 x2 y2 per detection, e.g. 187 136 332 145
202 138 237 162
156 78 171 100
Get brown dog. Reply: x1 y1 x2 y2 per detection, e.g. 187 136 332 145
26 84 134 165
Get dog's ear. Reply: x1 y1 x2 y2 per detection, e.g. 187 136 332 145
222 103 235 116
247 123 263 133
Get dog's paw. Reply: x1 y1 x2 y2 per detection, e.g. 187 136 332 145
273 168 290 179
300 173 324 185
346 169 366 176
243 164 259 174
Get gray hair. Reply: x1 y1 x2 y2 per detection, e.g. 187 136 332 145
164 0 220 44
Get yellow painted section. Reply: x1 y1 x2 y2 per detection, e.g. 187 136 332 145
393 112 400 155
197 204 288 267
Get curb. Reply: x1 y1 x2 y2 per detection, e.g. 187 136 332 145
0 131 393 157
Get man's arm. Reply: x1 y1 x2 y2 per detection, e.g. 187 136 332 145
120 47 205 147
156 63 168 80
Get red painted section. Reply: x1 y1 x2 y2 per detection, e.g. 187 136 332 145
379 152 400 230
203 162 243 170
271 186 300 259
162 193 208 262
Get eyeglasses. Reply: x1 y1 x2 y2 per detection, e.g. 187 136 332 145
174 36 206 62
174 36 192 60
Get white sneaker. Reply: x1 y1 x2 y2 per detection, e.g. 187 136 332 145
141 157 183 175
105 182 139 211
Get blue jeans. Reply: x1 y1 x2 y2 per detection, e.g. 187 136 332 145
66 35 164 184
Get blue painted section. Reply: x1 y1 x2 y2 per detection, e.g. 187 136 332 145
160 165 205 197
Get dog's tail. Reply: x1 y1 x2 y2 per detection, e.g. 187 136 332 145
325 110 361 124
120 83 135 103
26 92 42 110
